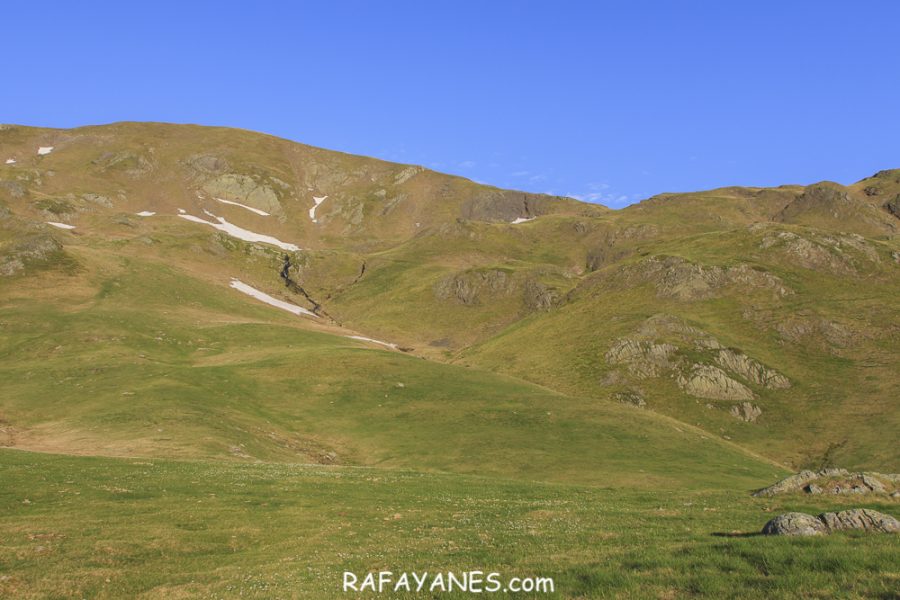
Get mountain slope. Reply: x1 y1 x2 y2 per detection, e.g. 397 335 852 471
2 122 898 474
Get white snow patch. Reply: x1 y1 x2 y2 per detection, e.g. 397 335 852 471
5 159 15 164
230 279 317 317
346 335 398 349
135 211 156 217
214 197 270 216
37 146 54 156
178 208 186 214
46 221 75 230
309 196 328 223
510 217 536 225
178 212 300 251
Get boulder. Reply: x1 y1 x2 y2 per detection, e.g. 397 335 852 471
762 512 827 536
818 509 900 534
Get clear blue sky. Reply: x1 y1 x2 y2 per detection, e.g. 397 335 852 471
4 1 898 207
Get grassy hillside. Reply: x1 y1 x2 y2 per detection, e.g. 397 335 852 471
0 246 779 489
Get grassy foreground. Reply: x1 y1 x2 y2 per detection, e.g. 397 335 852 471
1 450 898 599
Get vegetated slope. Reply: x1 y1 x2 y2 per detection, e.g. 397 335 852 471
0 236 778 490
1 122 898 475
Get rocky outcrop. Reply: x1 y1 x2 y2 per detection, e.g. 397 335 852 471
715 349 790 389
604 314 790 404
753 469 899 497
605 339 676 378
678 365 754 401
0 234 65 276
774 181 895 236
460 190 559 223
763 510 899 536
762 512 828 536
819 509 900 533
729 401 762 422
201 174 283 215
434 269 515 306
759 230 882 275
91 150 155 177
614 391 646 408
885 195 900 219
614 256 791 301
522 279 558 311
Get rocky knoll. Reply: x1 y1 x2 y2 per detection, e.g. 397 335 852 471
763 509 900 536
752 469 900 497
604 314 788 416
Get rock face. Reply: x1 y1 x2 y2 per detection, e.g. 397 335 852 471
762 512 828 536
753 469 899 497
763 509 900 536
460 190 551 223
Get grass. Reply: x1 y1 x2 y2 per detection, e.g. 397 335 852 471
0 254 780 490
1 450 897 599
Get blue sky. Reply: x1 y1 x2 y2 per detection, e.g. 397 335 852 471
4 1 898 207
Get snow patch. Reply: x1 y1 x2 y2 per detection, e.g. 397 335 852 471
178 208 186 214
309 196 328 223
510 217 535 225
346 335 398 349
46 221 75 230
37 146 54 156
178 211 300 251
5 159 15 164
230 279 317 317
135 211 156 217
214 197 270 216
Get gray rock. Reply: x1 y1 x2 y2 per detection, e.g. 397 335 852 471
715 348 790 389
762 512 828 536
678 365 754 401
752 470 819 497
818 509 900 533
730 401 762 423
805 483 823 495
861 474 886 493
